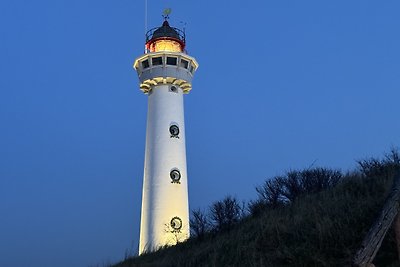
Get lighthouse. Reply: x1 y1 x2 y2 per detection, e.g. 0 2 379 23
133 15 198 254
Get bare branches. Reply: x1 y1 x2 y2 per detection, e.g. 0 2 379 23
250 168 342 216
190 208 209 239
209 196 243 232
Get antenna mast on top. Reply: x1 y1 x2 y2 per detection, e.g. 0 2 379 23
144 0 148 35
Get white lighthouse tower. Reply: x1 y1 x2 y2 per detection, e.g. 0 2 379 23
133 15 198 254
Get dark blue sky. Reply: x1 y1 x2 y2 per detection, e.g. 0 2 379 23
1 0 399 266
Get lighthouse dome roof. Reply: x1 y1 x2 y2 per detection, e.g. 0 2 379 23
151 21 181 40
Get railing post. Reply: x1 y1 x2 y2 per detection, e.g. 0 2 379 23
352 169 400 267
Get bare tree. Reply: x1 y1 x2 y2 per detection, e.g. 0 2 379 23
254 168 342 206
190 208 209 239
280 171 303 202
357 158 387 177
385 147 400 165
248 199 267 216
300 168 342 193
209 196 243 232
255 176 285 208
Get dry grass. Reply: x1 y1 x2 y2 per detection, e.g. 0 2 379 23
113 154 400 267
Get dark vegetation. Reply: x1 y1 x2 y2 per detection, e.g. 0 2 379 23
113 149 400 267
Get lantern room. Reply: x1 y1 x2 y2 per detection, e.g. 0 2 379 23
134 17 198 94
145 20 186 53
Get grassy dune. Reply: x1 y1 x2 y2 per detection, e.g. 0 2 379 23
114 154 400 267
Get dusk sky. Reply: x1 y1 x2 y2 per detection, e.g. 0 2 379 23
1 0 399 266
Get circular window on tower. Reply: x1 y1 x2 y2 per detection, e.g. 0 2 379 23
170 217 182 232
170 169 181 184
169 86 178 93
169 124 180 138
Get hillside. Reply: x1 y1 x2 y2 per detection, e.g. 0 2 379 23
113 153 400 267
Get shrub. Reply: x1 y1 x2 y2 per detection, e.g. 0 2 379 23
190 208 210 239
280 170 303 202
209 196 243 232
255 176 285 208
299 168 342 193
255 168 342 207
357 157 388 177
385 147 400 165
247 199 268 216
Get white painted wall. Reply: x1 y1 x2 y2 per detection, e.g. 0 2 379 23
139 84 190 254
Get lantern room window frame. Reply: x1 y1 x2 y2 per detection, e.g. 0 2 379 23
135 53 198 74
152 57 163 66
166 57 178 66
180 59 189 69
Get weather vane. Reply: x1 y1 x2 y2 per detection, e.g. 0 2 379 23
162 8 172 20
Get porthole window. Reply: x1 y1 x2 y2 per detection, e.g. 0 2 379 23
169 86 178 93
169 124 179 138
170 217 182 232
152 57 163 66
180 59 189 69
166 57 177 66
170 169 181 183
141 59 149 69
